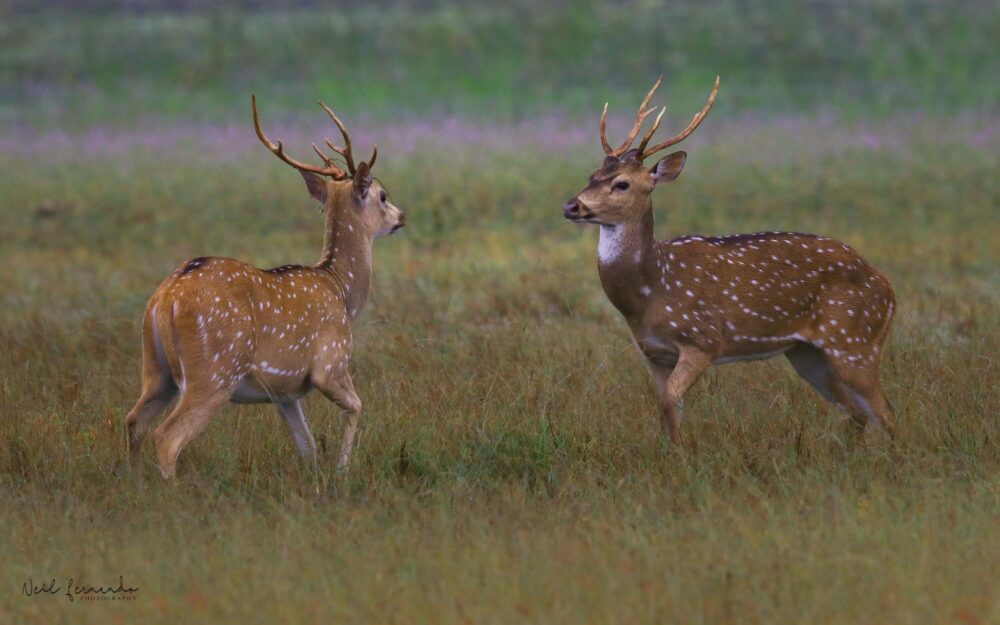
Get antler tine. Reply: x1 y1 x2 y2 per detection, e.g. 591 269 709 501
324 138 376 171
311 143 335 166
251 95 348 179
324 138 357 171
600 103 613 155
635 106 667 157
639 75 720 161
601 77 663 157
317 100 358 175
325 139 348 160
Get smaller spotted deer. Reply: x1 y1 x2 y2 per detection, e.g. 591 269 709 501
125 96 405 478
563 76 896 443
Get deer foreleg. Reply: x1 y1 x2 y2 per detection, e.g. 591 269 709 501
658 347 713 444
313 372 362 471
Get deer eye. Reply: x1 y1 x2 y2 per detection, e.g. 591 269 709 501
380 190 387 203
613 180 630 191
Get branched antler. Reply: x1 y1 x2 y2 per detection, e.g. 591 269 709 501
252 95 350 179
600 77 663 158
638 76 719 161
599 76 720 161
317 101 377 176
251 95 377 179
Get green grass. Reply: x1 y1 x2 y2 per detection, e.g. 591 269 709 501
0 110 997 622
3 0 999 126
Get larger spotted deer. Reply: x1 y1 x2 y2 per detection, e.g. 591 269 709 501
124 96 405 478
562 76 896 443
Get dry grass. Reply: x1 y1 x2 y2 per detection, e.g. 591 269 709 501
1 114 998 623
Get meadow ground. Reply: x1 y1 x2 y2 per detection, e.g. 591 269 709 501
0 111 997 623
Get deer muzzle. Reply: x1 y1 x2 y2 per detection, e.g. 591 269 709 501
563 198 592 221
391 212 406 233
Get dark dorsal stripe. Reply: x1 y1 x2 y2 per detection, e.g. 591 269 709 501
671 232 822 247
178 257 209 276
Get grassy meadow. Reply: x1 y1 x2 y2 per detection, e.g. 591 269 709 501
2 2 999 623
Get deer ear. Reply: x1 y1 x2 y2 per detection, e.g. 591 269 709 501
353 161 372 202
299 170 328 204
649 151 687 185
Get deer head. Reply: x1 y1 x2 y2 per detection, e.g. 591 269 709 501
252 95 404 238
563 76 719 226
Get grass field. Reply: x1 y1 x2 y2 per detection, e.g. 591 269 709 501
2 111 997 623
2 2 999 623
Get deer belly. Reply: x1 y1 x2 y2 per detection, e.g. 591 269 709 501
636 335 681 366
713 346 795 365
714 341 797 365
229 372 309 404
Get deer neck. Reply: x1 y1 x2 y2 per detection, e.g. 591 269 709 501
317 200 373 319
597 203 657 318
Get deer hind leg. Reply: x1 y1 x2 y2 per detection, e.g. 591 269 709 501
657 347 713 445
125 313 177 466
275 399 318 459
125 383 175 467
312 371 362 471
786 342 887 436
785 343 850 408
151 387 228 479
826 356 896 439
808 283 895 438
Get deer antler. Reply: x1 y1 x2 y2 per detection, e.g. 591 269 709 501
637 76 720 161
317 101 377 176
599 76 719 162
600 76 663 158
252 95 350 179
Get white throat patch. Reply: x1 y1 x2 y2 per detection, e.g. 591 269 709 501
598 225 625 264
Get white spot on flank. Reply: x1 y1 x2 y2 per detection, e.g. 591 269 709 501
640 286 652 297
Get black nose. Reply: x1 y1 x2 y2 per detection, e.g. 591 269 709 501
391 213 405 232
563 199 581 218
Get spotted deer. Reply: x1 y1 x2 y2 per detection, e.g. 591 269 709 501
563 77 896 443
124 96 405 478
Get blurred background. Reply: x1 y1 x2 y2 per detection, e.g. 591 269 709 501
2 0 997 126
